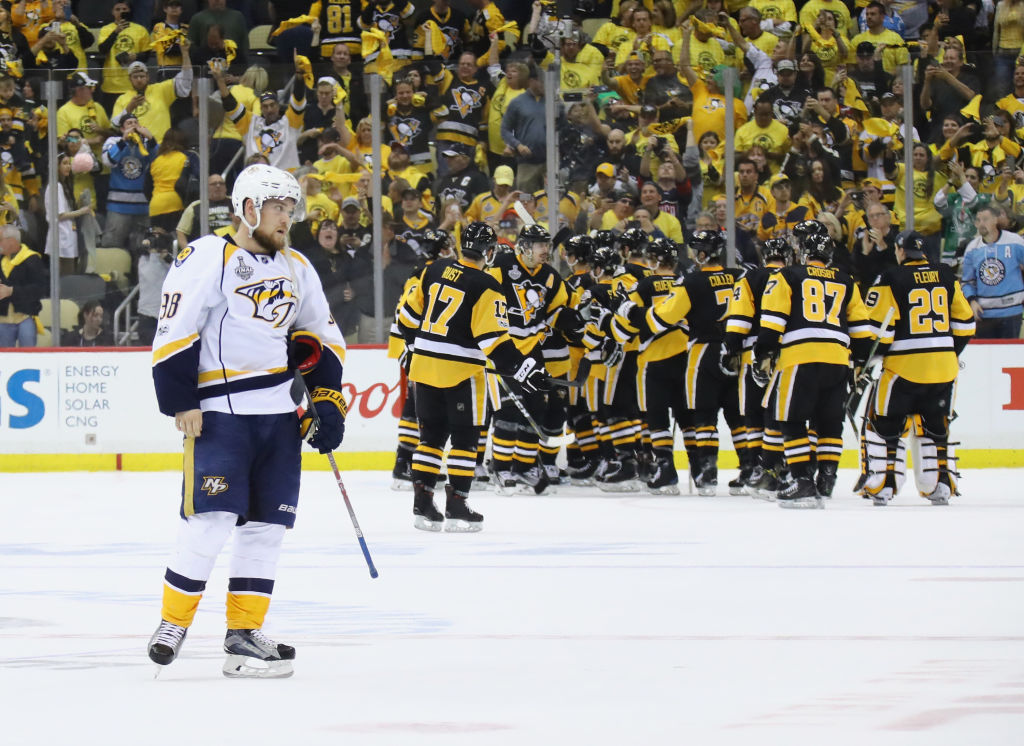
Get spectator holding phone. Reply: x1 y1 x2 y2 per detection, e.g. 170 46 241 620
98 2 152 108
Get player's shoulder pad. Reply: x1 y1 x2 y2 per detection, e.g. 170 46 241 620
170 233 227 271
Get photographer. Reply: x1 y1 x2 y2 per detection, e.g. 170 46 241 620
136 228 176 346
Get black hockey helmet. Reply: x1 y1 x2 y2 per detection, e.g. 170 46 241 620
793 219 828 242
461 221 497 260
761 237 793 265
591 229 617 252
617 226 648 257
645 237 677 266
896 230 927 259
563 234 594 264
417 228 453 262
591 245 622 275
801 233 834 264
690 229 725 264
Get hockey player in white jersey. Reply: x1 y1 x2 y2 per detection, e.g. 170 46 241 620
147 164 347 678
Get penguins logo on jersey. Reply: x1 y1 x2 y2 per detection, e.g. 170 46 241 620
510 279 547 325
257 128 283 156
235 277 297 327
979 257 1006 286
452 85 483 117
391 117 421 146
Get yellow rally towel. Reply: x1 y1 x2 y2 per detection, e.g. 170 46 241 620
960 94 982 122
419 19 450 59
362 29 394 84
152 26 186 53
842 77 868 113
271 14 318 38
223 39 237 66
295 54 314 88
125 131 149 157
693 17 727 40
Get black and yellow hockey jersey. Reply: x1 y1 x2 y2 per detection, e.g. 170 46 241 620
758 261 873 368
398 258 521 387
612 271 686 362
487 252 569 356
318 0 361 55
646 264 742 345
865 260 975 384
724 263 785 363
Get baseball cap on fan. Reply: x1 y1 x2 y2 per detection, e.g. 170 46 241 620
69 72 98 88
493 165 514 186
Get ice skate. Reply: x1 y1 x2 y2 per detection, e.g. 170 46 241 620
567 456 598 486
923 482 951 506
597 457 642 493
748 467 779 501
444 484 483 532
693 456 717 496
815 462 838 499
412 481 444 532
777 476 823 509
514 465 553 495
148 620 187 670
222 628 295 679
542 463 566 486
728 464 754 495
646 457 680 495
492 470 518 495
473 463 491 489
391 458 413 491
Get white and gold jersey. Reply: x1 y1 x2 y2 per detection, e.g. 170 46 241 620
152 233 346 417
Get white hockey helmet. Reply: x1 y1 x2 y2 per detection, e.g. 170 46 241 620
232 164 305 234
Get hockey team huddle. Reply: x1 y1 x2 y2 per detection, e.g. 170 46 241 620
388 216 976 529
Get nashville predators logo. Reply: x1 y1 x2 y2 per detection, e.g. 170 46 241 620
510 280 547 325
256 127 283 156
235 277 297 327
452 85 483 117
200 476 229 495
390 116 421 146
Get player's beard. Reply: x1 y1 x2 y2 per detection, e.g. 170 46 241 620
252 223 287 254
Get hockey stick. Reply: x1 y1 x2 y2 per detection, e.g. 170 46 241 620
547 357 591 389
299 375 379 580
845 306 896 430
488 370 576 447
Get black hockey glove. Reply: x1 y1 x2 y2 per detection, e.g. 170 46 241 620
751 350 776 388
300 387 347 453
717 342 739 377
600 337 623 367
555 306 585 344
512 357 551 394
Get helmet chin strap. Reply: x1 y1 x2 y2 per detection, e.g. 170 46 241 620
240 198 263 235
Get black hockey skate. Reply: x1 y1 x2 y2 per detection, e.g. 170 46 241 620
444 484 483 532
567 456 598 486
222 628 295 679
815 462 838 499
646 457 680 495
777 476 823 509
413 481 444 532
693 455 718 496
748 467 780 501
598 457 642 492
391 457 413 491
515 465 553 495
148 620 187 666
728 463 754 496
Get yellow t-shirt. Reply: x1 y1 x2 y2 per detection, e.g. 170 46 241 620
305 191 340 224
593 22 633 51
487 80 525 156
892 164 946 236
653 210 684 243
112 78 179 142
849 29 909 74
544 44 604 90
750 0 798 23
56 100 111 143
749 30 781 57
99 22 152 95
799 0 853 37
734 119 791 158
691 80 747 143
151 22 189 67
149 150 189 216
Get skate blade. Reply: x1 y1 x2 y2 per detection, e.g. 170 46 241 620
696 486 717 497
597 480 642 493
647 484 680 495
569 478 595 487
444 518 483 533
778 497 824 509
413 515 444 532
493 484 518 496
728 485 747 496
222 655 294 679
750 490 776 502
927 496 949 506
871 498 890 506
391 479 413 491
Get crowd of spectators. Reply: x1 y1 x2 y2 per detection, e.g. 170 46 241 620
3 0 1024 347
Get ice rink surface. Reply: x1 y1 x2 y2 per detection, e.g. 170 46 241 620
1 468 1023 745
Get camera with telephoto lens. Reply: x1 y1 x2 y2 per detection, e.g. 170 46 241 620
652 136 672 160
142 229 175 261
